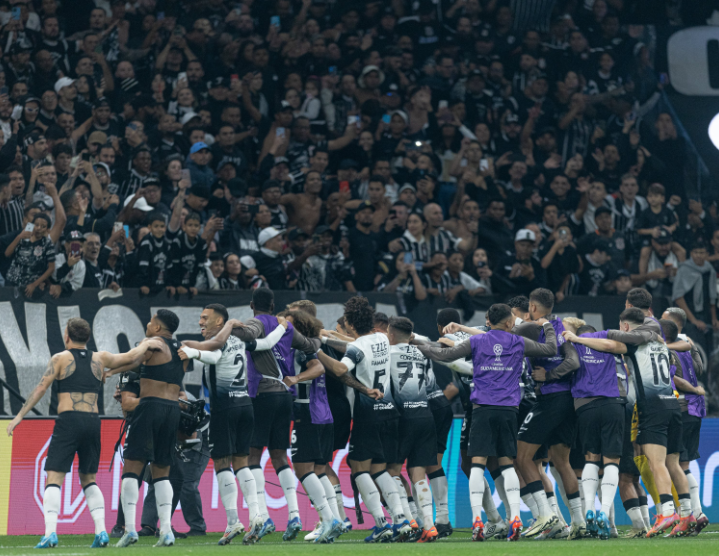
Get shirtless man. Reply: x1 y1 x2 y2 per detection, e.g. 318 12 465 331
344 177 391 233
6 318 150 549
443 199 481 245
105 309 190 548
280 170 323 234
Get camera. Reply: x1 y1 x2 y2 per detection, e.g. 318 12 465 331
178 398 209 436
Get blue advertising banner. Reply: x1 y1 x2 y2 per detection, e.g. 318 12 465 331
444 417 719 527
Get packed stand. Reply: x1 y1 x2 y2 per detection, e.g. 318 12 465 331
0 0 715 335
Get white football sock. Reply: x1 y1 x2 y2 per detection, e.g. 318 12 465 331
639 499 651 528
217 470 239 527
300 473 333 522
43 484 61 537
566 493 583 525
600 465 619 516
469 466 485 521
522 492 539 519
153 478 173 536
236 467 259 521
501 467 521 519
373 472 405 522
277 466 299 521
354 473 386 528
483 477 501 523
429 472 449 524
686 470 703 517
393 476 413 522
250 467 269 521
121 476 139 534
415 480 434 529
320 475 341 521
679 495 692 518
495 474 511 520
83 483 106 535
661 500 675 518
334 483 348 521
581 463 600 513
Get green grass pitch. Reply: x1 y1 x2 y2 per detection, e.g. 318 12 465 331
2 527 719 555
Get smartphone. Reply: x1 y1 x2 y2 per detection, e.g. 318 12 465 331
276 127 285 138
438 100 448 110
347 115 358 126
180 168 191 183
382 114 391 124
11 105 22 120
659 73 668 85
230 74 239 82
157 11 165 21
329 66 337 75
81 152 91 162
246 204 259 215
123 224 130 238
70 242 82 257
113 221 123 233
270 15 280 28
11 7 20 21
94 44 103 54
127 122 138 131
173 26 183 36
25 222 34 233
177 72 187 83
476 260 485 269
0 87 8 96
403 252 413 265
414 262 423 270
479 158 489 172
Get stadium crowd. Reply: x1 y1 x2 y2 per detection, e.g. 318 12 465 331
0 0 715 343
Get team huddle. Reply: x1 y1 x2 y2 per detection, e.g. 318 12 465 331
5 286 709 547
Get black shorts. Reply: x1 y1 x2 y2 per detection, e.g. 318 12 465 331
459 408 472 451
636 405 683 454
396 414 437 468
291 405 334 464
680 413 702 462
349 418 398 464
577 400 625 459
329 393 351 450
619 403 639 475
520 399 547 461
467 406 518 459
518 391 575 448
251 392 293 451
432 405 453 454
210 404 254 459
45 412 101 474
124 397 180 467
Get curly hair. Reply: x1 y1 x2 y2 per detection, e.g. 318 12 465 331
343 296 375 336
287 310 323 339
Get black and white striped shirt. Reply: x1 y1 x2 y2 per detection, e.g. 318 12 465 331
398 230 430 263
611 196 648 233
421 271 453 294
560 116 593 163
428 228 462 256
511 0 556 33
0 196 25 236
117 170 152 201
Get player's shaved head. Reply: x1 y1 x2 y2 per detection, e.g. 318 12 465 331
487 303 512 326
389 316 413 339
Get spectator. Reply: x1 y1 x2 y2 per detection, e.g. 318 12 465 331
240 227 288 291
376 251 427 313
347 201 379 292
493 228 546 296
577 238 613 296
4 213 55 296
218 253 247 290
672 241 718 352
539 226 581 302
297 225 355 292
137 212 174 295
50 229 86 297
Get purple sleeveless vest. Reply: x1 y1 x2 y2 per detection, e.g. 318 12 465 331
246 314 297 398
309 373 333 424
571 331 622 399
469 329 526 407
676 349 706 418
536 317 570 394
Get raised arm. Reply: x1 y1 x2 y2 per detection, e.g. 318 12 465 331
247 319 288 351
7 354 61 434
523 322 558 357
416 339 473 363
562 330 627 354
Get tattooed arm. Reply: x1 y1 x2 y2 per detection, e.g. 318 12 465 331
6 353 61 435
317 351 383 399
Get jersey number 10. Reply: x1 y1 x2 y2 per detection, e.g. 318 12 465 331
649 353 671 386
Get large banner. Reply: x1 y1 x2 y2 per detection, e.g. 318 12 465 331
2 417 719 534
0 288 657 417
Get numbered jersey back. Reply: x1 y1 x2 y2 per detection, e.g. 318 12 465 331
202 335 251 411
389 344 431 417
625 340 678 410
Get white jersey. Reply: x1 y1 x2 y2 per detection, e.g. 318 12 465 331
201 334 250 411
624 339 678 410
341 332 397 422
389 343 431 418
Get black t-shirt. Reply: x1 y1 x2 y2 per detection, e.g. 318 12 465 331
637 206 678 231
347 227 379 291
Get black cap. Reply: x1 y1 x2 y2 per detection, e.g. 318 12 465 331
227 178 247 198
94 97 111 109
288 228 309 241
314 225 332 236
654 228 672 245
356 200 375 212
189 185 210 200
616 269 631 278
339 159 359 170
593 238 611 253
65 228 86 242
143 176 161 189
